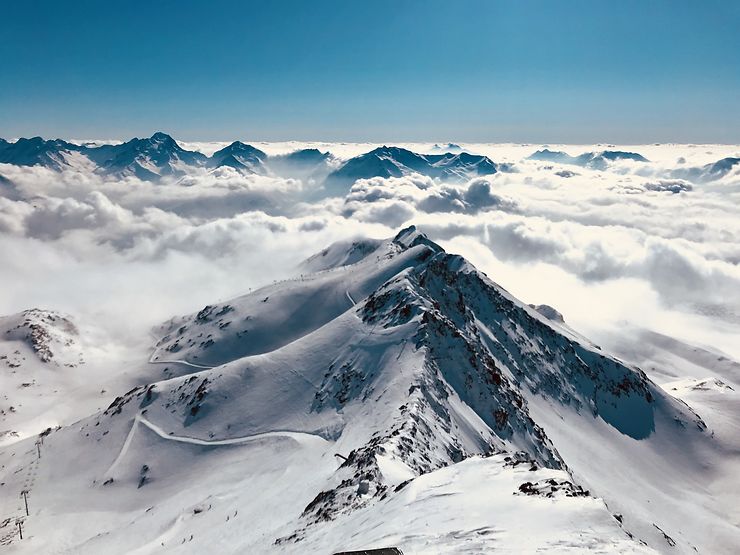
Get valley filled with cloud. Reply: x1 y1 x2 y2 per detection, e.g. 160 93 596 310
1 137 738 365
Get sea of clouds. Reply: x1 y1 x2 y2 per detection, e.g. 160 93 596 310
1 142 739 368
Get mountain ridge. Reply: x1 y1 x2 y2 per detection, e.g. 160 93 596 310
1 135 500 191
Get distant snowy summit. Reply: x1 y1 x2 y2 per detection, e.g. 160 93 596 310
528 148 650 170
88 132 209 180
323 146 497 193
207 141 267 173
0 136 87 171
430 142 464 153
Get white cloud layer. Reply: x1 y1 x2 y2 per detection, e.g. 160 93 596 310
1 142 739 363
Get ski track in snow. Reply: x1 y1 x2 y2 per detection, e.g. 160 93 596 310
105 413 142 478
146 329 215 369
147 349 215 370
345 290 356 306
138 415 327 446
106 412 328 478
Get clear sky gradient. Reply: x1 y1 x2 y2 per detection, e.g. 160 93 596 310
1 0 738 142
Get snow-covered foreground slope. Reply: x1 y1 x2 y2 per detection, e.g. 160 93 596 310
0 227 738 553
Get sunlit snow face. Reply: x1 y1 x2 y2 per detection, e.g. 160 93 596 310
0 142 738 359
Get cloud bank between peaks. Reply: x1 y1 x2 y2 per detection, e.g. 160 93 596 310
0 142 738 359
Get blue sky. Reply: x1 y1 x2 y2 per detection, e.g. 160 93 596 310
1 0 738 142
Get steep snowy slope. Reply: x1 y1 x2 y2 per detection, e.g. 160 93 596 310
0 227 737 553
590 324 740 542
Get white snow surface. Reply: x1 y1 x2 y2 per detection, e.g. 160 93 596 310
0 228 738 554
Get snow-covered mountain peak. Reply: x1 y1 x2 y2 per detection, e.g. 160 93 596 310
149 131 174 143
390 224 441 253
431 142 464 153
208 141 268 173
0 137 84 171
215 140 265 155
88 132 208 179
299 225 437 275
142 132 185 154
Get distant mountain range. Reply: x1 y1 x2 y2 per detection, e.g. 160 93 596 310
527 147 740 181
0 137 88 171
0 134 497 193
87 132 209 180
0 134 501 197
2 134 737 192
528 148 650 170
323 146 497 194
0 132 336 182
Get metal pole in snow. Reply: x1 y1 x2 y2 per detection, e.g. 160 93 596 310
21 491 29 516
17 520 22 540
36 443 40 459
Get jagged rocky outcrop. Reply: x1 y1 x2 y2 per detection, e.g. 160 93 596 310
0 309 82 367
